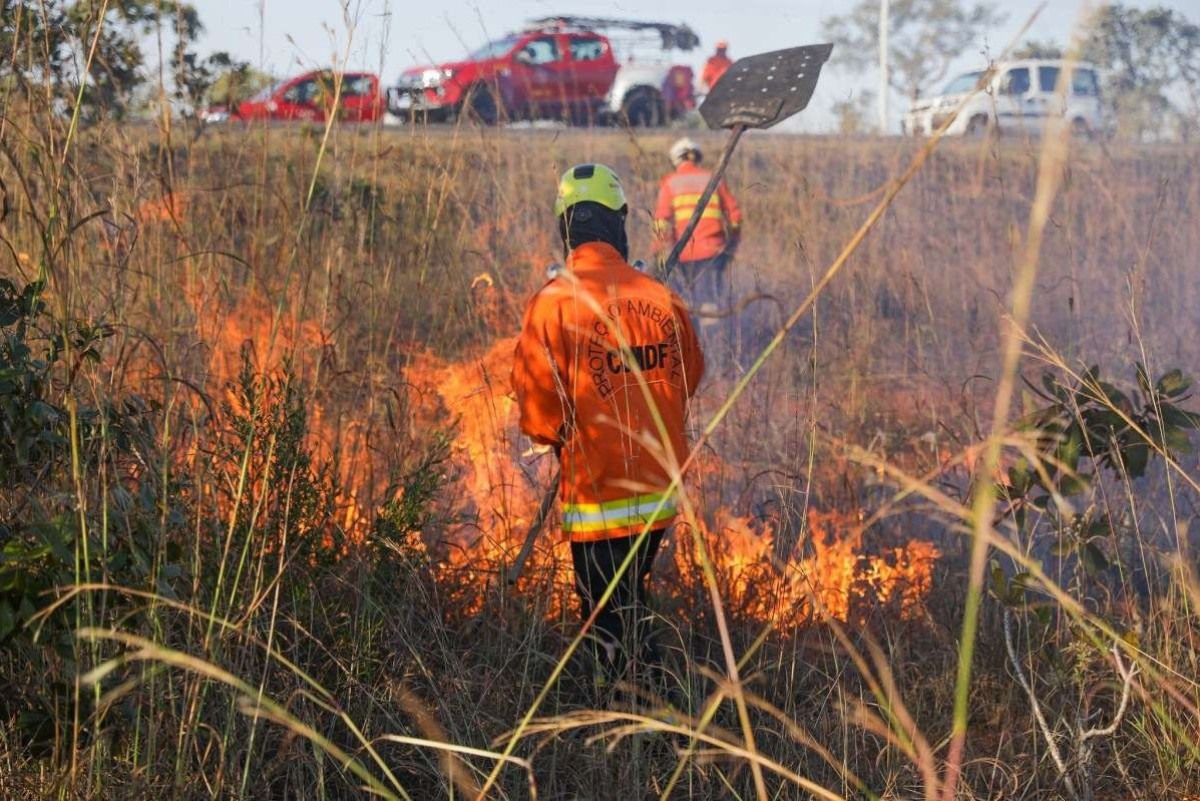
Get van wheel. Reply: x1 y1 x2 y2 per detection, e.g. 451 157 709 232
621 88 665 128
460 84 499 126
1071 117 1093 140
966 114 991 137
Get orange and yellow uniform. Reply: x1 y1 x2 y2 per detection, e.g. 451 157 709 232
701 53 733 91
653 161 743 263
512 242 705 543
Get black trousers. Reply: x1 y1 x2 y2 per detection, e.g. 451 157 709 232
570 528 665 685
668 253 731 308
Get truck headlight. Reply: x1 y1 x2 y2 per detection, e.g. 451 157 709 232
421 68 455 88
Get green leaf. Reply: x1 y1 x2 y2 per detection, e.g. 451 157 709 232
1082 518 1112 541
1008 459 1033 495
156 577 179 601
35 517 75 565
1059 473 1091 496
1163 426 1194 455
989 560 1006 601
1135 363 1151 396
0 601 15 640
1162 406 1200 430
1082 408 1126 436
1056 424 1083 474
1097 381 1131 412
1082 542 1110 574
1156 369 1191 398
1008 571 1033 606
1041 372 1068 402
1123 442 1150 478
18 595 34 623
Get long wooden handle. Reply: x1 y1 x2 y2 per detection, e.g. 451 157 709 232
505 468 560 585
660 123 746 281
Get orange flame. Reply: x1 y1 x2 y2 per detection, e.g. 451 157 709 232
672 509 939 625
405 334 574 616
176 272 940 625
186 280 375 544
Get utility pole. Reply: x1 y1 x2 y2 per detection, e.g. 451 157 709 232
879 0 890 134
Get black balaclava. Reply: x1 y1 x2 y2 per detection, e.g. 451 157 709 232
558 201 629 261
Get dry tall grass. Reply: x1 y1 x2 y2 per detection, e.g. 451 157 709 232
1 99 1199 800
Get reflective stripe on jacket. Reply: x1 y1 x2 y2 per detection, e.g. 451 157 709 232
653 162 742 263
512 242 705 543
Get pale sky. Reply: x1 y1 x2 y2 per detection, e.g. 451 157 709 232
188 0 1200 131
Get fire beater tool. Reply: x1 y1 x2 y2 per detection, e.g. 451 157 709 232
659 43 833 281
506 44 832 586
503 467 560 586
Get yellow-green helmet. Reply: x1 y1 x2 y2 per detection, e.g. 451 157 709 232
554 163 627 219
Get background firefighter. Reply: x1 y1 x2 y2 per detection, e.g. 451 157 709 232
654 137 743 312
700 39 732 92
511 163 705 698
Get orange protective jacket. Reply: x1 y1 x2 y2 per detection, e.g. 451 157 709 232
512 242 705 543
654 162 743 263
701 54 732 90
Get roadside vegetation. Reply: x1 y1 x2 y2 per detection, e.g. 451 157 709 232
2 4 1200 801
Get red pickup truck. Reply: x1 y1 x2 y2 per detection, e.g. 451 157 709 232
389 17 699 126
204 70 384 124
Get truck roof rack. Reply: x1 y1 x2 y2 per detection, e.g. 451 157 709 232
525 16 700 51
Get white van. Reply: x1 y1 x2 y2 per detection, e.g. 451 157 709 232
902 60 1104 137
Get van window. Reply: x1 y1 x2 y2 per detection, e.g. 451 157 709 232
1072 68 1099 97
941 71 983 95
570 37 605 62
1038 66 1060 93
1002 67 1031 95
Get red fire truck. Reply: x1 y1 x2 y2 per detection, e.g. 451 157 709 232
387 17 700 126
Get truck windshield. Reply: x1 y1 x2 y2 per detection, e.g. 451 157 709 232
941 71 983 95
469 35 520 60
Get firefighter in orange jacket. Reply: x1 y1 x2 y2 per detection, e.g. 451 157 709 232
700 40 732 92
512 163 705 691
655 137 743 308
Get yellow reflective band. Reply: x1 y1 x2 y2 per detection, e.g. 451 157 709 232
562 505 678 533
674 207 724 222
563 491 673 516
561 492 677 532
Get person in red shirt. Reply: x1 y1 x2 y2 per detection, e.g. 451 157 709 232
513 163 705 697
654 137 743 309
701 40 733 92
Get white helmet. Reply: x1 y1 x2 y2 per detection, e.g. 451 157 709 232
669 137 701 167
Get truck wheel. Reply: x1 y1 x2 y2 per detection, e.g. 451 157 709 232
966 114 991 137
621 88 665 128
460 84 499 126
